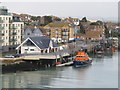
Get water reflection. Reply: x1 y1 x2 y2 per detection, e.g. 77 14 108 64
2 52 118 88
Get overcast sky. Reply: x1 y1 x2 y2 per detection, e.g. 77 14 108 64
0 1 118 22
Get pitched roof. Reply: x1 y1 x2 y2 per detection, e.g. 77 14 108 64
76 30 104 39
16 36 58 50
24 26 47 34
29 36 58 49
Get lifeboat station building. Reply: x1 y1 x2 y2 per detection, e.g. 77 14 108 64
16 36 59 54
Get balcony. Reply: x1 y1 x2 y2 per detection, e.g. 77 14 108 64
62 36 68 39
0 20 4 23
22 37 25 41
62 29 69 32
1 33 4 36
21 32 24 35
10 26 17 30
10 32 17 35
9 39 17 42
21 27 24 30
62 32 69 36
9 20 13 23
0 26 4 30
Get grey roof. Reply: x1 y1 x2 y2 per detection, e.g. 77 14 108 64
29 36 58 49
33 28 43 36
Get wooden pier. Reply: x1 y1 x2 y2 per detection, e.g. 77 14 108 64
0 51 70 65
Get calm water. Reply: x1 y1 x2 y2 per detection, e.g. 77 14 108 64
1 52 118 88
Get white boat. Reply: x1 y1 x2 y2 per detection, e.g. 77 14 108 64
56 61 73 67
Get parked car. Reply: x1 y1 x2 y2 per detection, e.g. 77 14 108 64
4 54 20 58
13 54 20 58
5 55 14 58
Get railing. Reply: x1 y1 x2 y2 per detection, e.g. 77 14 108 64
0 20 4 23
10 32 17 35
21 37 25 41
10 26 17 30
9 20 13 23
1 33 4 36
9 39 17 42
13 20 21 22
62 36 68 39
62 32 69 36
21 27 24 29
0 26 4 30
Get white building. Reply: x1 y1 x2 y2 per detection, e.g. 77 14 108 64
16 36 59 54
0 6 24 51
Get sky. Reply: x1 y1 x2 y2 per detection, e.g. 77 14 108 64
0 1 119 22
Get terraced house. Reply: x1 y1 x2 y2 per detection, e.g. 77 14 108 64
0 6 24 52
44 21 75 43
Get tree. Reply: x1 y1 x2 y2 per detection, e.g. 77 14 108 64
31 16 37 21
53 18 61 21
44 16 52 25
90 22 99 25
90 20 103 25
80 17 87 22
36 16 41 20
24 22 32 26
77 22 85 34
96 20 103 25
111 31 120 37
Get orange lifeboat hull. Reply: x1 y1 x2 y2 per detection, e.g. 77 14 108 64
73 51 92 67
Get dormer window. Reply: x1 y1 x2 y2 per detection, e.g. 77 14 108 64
27 33 30 35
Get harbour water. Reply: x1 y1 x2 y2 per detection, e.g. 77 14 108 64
1 52 118 88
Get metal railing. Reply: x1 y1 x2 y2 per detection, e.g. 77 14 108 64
0 27 4 30
0 20 4 23
9 39 17 42
10 26 17 30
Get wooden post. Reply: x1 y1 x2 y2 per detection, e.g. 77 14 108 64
55 53 57 65
17 49 19 54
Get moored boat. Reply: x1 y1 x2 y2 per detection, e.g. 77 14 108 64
73 50 92 67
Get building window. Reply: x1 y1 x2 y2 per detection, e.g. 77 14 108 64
9 17 11 21
25 49 28 51
30 49 34 51
27 33 30 35
56 28 58 31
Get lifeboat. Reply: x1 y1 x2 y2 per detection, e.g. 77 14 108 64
73 50 92 67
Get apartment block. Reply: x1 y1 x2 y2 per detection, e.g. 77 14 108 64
0 6 24 52
44 21 75 43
